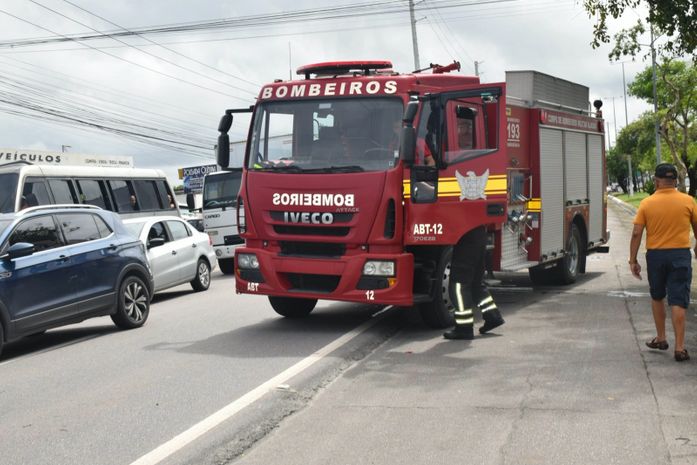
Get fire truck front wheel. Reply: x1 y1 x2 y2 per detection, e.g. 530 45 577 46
418 246 455 329
269 296 317 318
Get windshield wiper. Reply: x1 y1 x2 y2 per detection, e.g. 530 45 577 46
255 164 304 172
305 165 365 173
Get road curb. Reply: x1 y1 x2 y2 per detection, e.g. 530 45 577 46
608 194 637 217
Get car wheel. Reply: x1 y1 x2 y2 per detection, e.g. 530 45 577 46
111 275 150 329
191 258 211 292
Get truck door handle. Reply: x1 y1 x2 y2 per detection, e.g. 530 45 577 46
171 250 177 255
58 255 69 262
191 244 197 248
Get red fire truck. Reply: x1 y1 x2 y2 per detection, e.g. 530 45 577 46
216 60 609 328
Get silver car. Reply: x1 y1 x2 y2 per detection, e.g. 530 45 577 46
123 216 217 293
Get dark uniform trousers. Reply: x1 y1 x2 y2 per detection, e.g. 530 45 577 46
449 226 499 329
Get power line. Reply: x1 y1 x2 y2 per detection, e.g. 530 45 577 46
0 0 517 49
58 0 261 89
0 8 252 103
26 0 258 97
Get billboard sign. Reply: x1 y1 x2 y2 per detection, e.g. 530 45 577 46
179 164 218 194
0 148 134 167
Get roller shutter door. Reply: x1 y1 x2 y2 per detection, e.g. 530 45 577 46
539 128 564 254
564 132 587 202
587 134 603 241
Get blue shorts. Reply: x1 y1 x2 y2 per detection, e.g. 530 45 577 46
646 248 692 308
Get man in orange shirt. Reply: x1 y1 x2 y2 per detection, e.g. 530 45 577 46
629 163 697 362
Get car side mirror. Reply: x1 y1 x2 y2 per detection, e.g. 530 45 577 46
147 237 166 249
5 242 35 260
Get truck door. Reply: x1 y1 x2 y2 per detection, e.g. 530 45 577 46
407 86 507 245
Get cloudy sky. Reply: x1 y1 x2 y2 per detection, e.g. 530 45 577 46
0 0 656 186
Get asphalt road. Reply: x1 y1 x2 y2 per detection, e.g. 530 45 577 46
0 271 396 465
2 201 696 465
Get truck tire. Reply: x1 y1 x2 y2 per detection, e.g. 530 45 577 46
528 223 582 286
268 296 317 318
418 246 455 329
528 264 555 285
218 258 235 275
558 223 582 284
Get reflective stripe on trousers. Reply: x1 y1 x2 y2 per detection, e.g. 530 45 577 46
477 295 498 313
454 282 474 325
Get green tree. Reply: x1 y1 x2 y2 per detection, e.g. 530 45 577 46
583 1 697 59
610 113 657 192
629 59 697 194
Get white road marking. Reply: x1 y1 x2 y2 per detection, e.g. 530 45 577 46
129 306 395 465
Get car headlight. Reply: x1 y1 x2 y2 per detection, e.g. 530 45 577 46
237 253 259 269
362 260 395 277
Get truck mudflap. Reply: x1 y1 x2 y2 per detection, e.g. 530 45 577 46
234 247 415 306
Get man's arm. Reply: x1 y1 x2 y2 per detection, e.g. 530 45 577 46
629 223 645 280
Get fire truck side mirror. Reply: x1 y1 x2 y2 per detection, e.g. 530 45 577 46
400 126 416 164
217 111 233 168
217 133 230 168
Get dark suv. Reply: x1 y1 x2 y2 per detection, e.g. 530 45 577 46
0 205 153 357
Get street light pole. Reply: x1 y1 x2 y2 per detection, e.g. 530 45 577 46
621 62 629 126
650 26 661 165
408 0 420 70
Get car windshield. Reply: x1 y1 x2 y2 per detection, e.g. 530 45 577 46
0 219 11 237
203 171 241 209
248 97 403 173
0 173 19 213
124 222 145 237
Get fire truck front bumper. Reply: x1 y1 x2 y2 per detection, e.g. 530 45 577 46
234 247 415 306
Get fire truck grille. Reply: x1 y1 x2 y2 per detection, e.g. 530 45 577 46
285 273 340 293
279 241 346 258
273 225 350 236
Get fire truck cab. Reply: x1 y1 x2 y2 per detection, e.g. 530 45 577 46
217 60 608 328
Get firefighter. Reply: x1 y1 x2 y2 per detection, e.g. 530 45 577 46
444 226 505 340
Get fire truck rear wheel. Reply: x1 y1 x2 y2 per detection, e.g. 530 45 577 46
418 246 455 329
268 296 317 318
218 258 235 275
558 223 582 284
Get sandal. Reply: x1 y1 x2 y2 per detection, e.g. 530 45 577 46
675 349 690 362
646 337 669 350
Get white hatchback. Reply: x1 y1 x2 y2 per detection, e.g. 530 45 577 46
124 216 217 293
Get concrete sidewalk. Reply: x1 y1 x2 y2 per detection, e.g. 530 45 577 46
227 201 697 465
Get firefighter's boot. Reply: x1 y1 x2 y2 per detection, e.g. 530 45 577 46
478 295 504 334
443 324 474 340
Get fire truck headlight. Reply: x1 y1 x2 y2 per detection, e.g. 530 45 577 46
363 260 395 277
238 253 259 269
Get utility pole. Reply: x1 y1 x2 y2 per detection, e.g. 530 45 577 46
408 0 420 70
611 96 618 142
288 42 292 80
621 62 629 126
474 60 480 77
650 26 661 165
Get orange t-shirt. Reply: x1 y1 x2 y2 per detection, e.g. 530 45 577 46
633 188 697 249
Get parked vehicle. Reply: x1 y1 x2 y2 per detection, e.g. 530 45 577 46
0 205 153 358
0 162 179 219
123 216 216 293
216 61 609 326
202 169 243 274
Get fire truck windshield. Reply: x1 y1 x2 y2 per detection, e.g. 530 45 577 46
248 97 403 173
